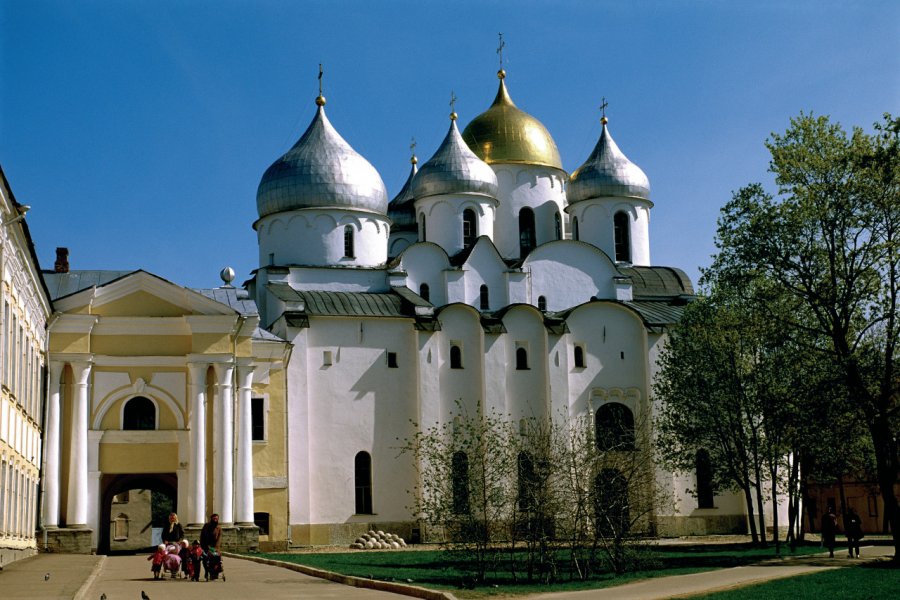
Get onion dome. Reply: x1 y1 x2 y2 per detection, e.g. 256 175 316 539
461 70 563 170
568 117 650 203
412 112 499 200
387 153 418 232
256 95 388 218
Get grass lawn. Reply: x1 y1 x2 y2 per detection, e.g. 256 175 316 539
251 543 828 598
686 561 900 599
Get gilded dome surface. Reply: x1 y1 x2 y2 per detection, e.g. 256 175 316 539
461 73 563 170
568 120 650 203
257 99 388 218
412 118 499 200
387 157 418 232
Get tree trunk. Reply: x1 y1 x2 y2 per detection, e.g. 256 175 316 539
743 483 759 544
869 413 900 560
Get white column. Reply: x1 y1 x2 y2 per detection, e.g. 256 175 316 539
66 361 92 527
187 362 208 526
42 361 63 528
234 362 255 525
213 362 234 525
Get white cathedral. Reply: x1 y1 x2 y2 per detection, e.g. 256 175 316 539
247 66 749 546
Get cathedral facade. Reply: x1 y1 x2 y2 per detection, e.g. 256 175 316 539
250 68 747 545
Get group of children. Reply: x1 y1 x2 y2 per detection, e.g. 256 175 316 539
147 540 223 581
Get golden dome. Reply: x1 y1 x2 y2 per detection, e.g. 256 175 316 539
461 72 563 171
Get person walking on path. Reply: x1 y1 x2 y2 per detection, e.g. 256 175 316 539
200 513 221 553
821 506 838 557
161 512 184 545
845 507 863 558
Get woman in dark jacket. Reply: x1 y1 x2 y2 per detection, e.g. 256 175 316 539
162 512 184 545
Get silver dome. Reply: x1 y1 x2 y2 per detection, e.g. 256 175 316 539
568 120 650 203
257 102 388 218
387 159 418 232
412 119 499 201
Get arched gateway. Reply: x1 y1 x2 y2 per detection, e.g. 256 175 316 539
40 271 290 554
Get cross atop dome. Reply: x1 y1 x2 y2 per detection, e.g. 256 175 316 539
497 32 506 78
316 64 326 106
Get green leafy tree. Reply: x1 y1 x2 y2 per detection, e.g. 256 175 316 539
713 113 899 559
655 290 783 546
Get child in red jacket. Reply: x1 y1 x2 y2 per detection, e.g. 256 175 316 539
147 544 166 579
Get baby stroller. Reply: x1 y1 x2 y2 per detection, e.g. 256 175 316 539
204 549 225 581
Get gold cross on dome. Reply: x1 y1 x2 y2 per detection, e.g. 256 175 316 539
497 32 505 69
450 91 457 113
318 64 324 96
410 137 417 155
599 97 608 119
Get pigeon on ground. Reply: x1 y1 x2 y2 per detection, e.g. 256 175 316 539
100 594 107 600
141 591 150 600
44 573 50 581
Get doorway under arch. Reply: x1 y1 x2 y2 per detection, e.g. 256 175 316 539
98 473 177 555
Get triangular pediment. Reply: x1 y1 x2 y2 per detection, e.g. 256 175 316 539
53 271 237 317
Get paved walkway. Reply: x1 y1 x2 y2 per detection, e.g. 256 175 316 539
0 544 893 600
522 545 895 600
1 553 412 600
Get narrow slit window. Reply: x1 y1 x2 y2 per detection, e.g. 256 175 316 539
519 207 536 255
450 344 463 369
344 225 355 258
463 209 477 249
614 211 631 262
515 347 529 370
574 345 586 368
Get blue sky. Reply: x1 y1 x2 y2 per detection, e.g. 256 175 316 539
1 1 897 290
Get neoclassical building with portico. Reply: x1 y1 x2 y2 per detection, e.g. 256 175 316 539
40 266 290 552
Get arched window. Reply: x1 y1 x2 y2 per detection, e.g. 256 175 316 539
354 451 373 514
450 345 463 369
479 285 490 311
594 468 630 536
452 451 470 514
419 283 430 302
614 211 630 262
519 208 536 255
595 402 635 451
419 214 427 242
123 396 155 430
537 295 547 311
574 345 586 368
572 216 580 241
344 225 355 258
554 211 562 240
518 452 536 511
463 209 477 249
696 449 715 508
515 347 529 370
